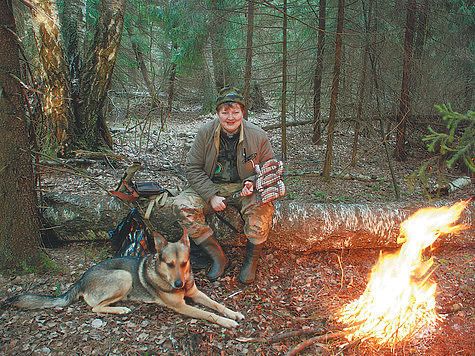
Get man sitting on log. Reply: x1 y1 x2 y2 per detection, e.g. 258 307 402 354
173 87 276 284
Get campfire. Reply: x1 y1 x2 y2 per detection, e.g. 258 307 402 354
336 200 470 348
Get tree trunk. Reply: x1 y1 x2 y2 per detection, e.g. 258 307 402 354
394 0 416 161
0 0 42 271
367 17 401 199
41 193 475 252
60 0 86 153
61 0 86 94
210 34 225 90
243 0 255 120
312 0 327 145
201 37 217 113
410 0 429 108
351 45 367 167
31 0 73 153
323 0 345 180
351 0 372 166
209 5 233 91
61 0 87 65
28 0 126 153
281 0 288 160
166 43 178 117
74 0 126 150
463 70 473 113
131 37 158 108
250 82 271 112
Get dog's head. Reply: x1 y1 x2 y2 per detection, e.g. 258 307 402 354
153 229 191 290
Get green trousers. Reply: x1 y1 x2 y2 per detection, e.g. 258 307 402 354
172 183 274 245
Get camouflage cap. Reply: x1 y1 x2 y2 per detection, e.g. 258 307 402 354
216 87 245 110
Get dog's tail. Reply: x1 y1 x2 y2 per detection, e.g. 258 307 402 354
5 282 82 309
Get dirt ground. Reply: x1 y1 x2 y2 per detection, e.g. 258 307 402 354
1 105 473 355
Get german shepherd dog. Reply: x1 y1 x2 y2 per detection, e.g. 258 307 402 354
6 230 244 328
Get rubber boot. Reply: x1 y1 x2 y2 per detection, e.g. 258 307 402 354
238 241 264 284
199 236 228 281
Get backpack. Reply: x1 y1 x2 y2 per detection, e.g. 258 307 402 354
109 208 155 257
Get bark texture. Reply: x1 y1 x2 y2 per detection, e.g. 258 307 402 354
312 0 326 145
31 0 72 148
0 0 42 270
131 39 157 108
41 193 474 252
243 0 255 120
76 0 126 149
394 0 416 161
323 0 344 180
281 0 288 159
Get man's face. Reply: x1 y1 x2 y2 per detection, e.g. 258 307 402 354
217 102 243 135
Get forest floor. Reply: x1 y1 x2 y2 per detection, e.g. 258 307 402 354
1 103 473 355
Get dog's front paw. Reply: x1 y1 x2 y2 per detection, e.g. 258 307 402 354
223 309 245 321
93 306 132 314
231 311 245 321
116 307 132 314
219 317 239 329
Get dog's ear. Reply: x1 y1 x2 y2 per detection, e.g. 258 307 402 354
181 227 190 248
153 232 168 252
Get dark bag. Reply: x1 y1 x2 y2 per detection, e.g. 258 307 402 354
109 208 156 256
110 180 165 201
133 182 165 198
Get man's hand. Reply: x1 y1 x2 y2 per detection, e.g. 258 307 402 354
240 181 254 197
210 195 227 211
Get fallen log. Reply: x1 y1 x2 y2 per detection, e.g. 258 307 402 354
41 193 474 251
430 176 472 197
72 150 127 161
284 169 381 182
262 119 312 131
270 200 474 251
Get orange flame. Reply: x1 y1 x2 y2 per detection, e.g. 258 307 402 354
336 200 470 347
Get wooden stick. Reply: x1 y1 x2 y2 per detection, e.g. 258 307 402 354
114 162 141 191
285 331 346 356
236 326 327 343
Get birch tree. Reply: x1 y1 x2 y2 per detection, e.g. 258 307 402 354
29 0 126 152
31 0 72 153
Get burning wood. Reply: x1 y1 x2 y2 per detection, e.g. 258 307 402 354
336 199 471 348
